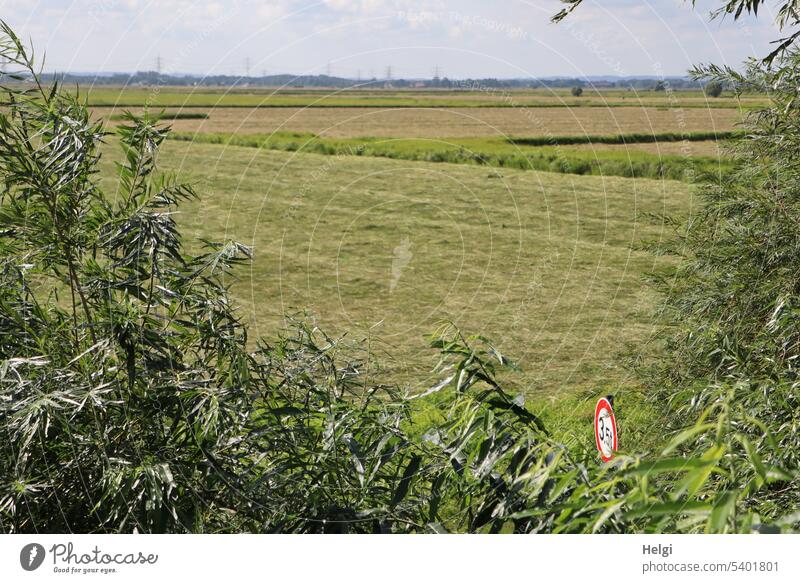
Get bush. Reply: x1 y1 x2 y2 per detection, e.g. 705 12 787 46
656 52 800 386
704 80 724 97
571 86 583 97
643 51 800 523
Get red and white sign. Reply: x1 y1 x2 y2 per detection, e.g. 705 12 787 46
594 397 618 462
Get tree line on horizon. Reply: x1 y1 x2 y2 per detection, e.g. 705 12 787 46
36 70 705 90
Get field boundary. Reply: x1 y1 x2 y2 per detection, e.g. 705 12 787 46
108 111 209 121
508 130 745 146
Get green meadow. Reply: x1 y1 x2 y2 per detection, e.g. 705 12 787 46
98 138 692 405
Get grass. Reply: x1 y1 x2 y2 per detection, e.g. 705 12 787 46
407 379 666 454
102 105 744 139
98 138 693 397
81 86 769 110
168 130 735 181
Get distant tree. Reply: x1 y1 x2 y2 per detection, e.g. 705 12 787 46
704 80 723 97
653 80 666 92
570 86 583 97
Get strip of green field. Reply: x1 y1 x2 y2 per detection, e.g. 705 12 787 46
168 130 735 181
81 87 765 109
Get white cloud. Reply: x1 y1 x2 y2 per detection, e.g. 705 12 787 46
0 0 786 76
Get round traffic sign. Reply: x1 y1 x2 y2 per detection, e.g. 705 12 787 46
594 397 618 462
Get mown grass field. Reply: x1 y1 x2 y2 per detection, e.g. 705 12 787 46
101 104 743 137
90 85 725 446
90 84 726 426
98 137 692 403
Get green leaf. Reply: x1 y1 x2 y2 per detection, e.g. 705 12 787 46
624 500 712 520
391 455 422 506
661 423 715 455
707 491 737 533
626 457 714 477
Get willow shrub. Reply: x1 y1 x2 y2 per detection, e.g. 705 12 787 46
0 22 796 533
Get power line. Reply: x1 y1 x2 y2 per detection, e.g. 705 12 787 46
155 55 162 74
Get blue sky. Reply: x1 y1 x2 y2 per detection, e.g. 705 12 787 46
0 0 784 77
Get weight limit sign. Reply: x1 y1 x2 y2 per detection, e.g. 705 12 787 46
594 397 618 462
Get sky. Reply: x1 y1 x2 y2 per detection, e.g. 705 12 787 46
0 0 786 78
